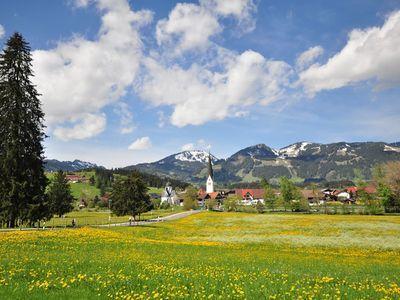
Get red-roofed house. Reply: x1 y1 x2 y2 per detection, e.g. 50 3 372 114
235 189 265 205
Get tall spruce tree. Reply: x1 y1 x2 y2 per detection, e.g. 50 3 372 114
47 170 75 217
0 33 48 227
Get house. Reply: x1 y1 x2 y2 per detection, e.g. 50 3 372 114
301 189 324 205
235 189 265 205
66 173 89 184
66 174 82 183
346 186 377 195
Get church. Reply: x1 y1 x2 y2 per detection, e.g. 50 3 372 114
198 153 226 205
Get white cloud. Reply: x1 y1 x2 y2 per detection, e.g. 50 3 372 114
114 102 135 134
53 113 106 141
0 25 5 39
181 143 195 151
156 0 256 53
156 3 220 53
31 0 152 140
139 50 292 127
128 136 152 150
201 0 256 33
298 11 400 96
296 46 324 70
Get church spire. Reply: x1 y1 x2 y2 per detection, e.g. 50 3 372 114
207 152 213 179
206 151 214 193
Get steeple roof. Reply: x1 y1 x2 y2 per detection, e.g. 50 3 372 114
207 152 213 179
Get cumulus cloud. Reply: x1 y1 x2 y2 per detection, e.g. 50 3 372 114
296 46 324 70
181 143 195 151
156 0 256 53
298 11 400 96
0 25 5 39
156 3 221 53
31 0 152 140
139 50 292 127
53 113 106 141
128 137 152 150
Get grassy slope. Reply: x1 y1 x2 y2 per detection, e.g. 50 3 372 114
0 213 399 299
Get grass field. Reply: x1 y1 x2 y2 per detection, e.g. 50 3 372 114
0 212 399 299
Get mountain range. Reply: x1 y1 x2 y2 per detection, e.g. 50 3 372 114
44 159 102 172
126 141 400 185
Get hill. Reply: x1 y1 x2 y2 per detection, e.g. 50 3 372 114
128 142 400 184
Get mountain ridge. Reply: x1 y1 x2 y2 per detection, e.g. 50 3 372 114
127 141 400 184
44 159 104 172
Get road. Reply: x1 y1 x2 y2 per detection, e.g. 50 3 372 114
98 209 202 227
0 210 202 232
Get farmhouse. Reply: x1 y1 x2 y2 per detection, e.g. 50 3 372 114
66 174 88 184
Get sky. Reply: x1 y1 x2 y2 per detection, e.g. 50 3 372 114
0 0 400 168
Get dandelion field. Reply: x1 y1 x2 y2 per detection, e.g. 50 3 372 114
0 212 399 299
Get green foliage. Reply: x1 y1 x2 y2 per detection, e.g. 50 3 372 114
205 199 217 211
263 182 277 211
110 172 152 220
356 176 384 215
47 170 75 217
0 33 48 227
183 186 198 211
151 198 161 210
160 201 171 210
290 197 310 212
223 195 240 212
375 162 400 212
279 177 297 211
89 175 95 186
255 201 265 213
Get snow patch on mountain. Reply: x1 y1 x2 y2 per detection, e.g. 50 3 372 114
384 145 400 153
278 142 311 158
175 150 218 163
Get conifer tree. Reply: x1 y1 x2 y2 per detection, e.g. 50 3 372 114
110 172 152 220
47 170 75 217
0 33 48 227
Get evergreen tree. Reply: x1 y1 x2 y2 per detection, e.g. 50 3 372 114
47 170 75 217
0 33 48 227
110 172 152 220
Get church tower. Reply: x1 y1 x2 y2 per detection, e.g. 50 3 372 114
206 152 214 193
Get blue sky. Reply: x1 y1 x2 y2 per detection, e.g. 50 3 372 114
1 0 399 167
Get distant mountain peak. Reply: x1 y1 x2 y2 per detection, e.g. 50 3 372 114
174 150 218 163
278 141 314 158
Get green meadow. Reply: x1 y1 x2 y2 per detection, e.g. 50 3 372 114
0 212 399 299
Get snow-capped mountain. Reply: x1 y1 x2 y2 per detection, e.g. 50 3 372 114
44 159 102 172
174 150 218 163
277 142 315 158
128 141 400 184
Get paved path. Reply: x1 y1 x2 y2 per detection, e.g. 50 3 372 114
98 210 202 227
0 210 202 232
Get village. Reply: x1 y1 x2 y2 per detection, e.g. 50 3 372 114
64 154 378 213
